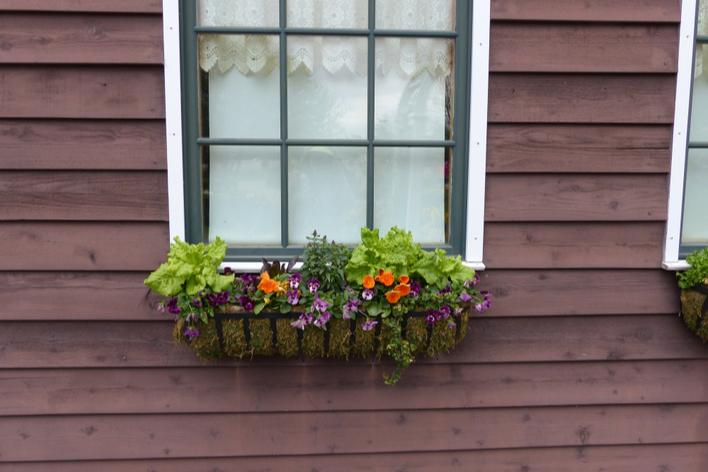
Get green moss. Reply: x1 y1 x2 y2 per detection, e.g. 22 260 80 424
457 310 470 342
406 317 428 354
302 325 325 357
426 318 456 356
189 320 223 361
328 318 351 358
276 318 300 357
681 288 708 342
376 320 394 357
222 319 248 358
352 323 376 357
248 318 274 356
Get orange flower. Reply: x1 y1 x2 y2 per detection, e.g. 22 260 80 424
362 274 375 289
394 283 411 297
385 290 401 304
375 269 395 286
398 275 409 284
275 280 289 296
257 272 280 294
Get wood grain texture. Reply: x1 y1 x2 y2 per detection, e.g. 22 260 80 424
1 405 707 461
486 124 672 173
491 0 681 22
0 315 703 369
488 74 676 124
0 272 162 321
0 120 166 170
2 360 705 416
0 222 169 271
0 171 168 221
480 269 679 316
1 444 705 472
483 222 665 269
0 13 163 64
490 23 677 73
0 65 165 119
485 175 667 222
0 0 161 13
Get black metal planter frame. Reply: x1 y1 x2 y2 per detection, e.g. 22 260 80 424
212 310 463 355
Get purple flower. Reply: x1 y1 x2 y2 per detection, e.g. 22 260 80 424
192 298 203 307
314 312 332 327
157 304 165 313
291 313 313 330
184 327 199 341
286 289 300 305
343 311 352 320
307 279 320 293
344 285 357 297
453 307 464 317
459 292 472 303
166 298 181 315
289 273 301 289
438 285 452 295
426 309 441 324
312 294 330 313
361 320 378 331
448 321 457 330
474 291 491 312
344 299 359 314
215 291 230 305
464 274 480 288
239 296 254 311
186 312 197 322
409 281 421 298
362 288 374 300
223 267 235 275
440 305 451 317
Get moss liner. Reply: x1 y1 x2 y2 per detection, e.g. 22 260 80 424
174 309 471 360
681 286 708 342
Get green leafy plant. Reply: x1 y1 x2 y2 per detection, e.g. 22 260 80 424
300 230 351 292
678 247 708 289
144 236 234 296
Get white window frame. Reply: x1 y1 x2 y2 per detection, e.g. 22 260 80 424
664 0 701 270
161 0 491 272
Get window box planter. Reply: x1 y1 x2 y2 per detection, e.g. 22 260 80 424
680 285 708 341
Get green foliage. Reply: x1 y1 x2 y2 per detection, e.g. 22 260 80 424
300 230 351 291
345 227 424 283
678 247 708 289
411 247 476 288
144 237 234 296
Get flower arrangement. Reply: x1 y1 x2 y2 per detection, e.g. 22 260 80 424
145 227 490 385
678 247 708 342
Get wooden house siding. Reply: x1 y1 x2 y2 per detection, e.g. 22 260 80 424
1 0 706 470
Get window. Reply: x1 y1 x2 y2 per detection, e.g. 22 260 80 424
162 0 490 268
665 0 708 268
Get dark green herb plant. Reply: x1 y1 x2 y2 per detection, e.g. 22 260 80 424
300 230 352 291
678 247 708 289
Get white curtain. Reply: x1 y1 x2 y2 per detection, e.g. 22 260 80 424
200 0 454 245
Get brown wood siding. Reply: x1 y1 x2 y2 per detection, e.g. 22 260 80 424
1 0 704 470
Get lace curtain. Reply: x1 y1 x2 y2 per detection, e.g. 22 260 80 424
198 0 454 78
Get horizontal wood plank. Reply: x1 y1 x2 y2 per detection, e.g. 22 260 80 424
0 171 168 221
488 74 676 124
480 269 679 315
483 222 665 268
491 0 681 22
2 360 705 416
486 124 672 173
0 66 164 119
0 120 166 170
490 23 677 73
0 272 162 321
485 175 667 222
0 444 705 472
0 222 169 271
0 0 161 13
0 13 163 64
0 315 703 369
0 405 706 461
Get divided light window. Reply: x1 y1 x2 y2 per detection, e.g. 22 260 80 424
180 0 472 261
683 0 708 256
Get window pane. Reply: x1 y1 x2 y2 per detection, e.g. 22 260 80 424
374 147 450 244
205 146 281 245
288 36 368 139
375 38 454 140
376 0 455 31
682 148 708 245
288 146 367 244
199 35 281 139
287 0 367 28
198 0 279 27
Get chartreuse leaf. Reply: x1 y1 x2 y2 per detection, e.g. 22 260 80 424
143 264 185 296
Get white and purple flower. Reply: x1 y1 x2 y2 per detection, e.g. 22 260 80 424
312 294 330 313
362 288 374 300
361 320 378 331
459 292 472 303
289 273 301 290
307 279 320 293
286 289 299 305
314 312 332 327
